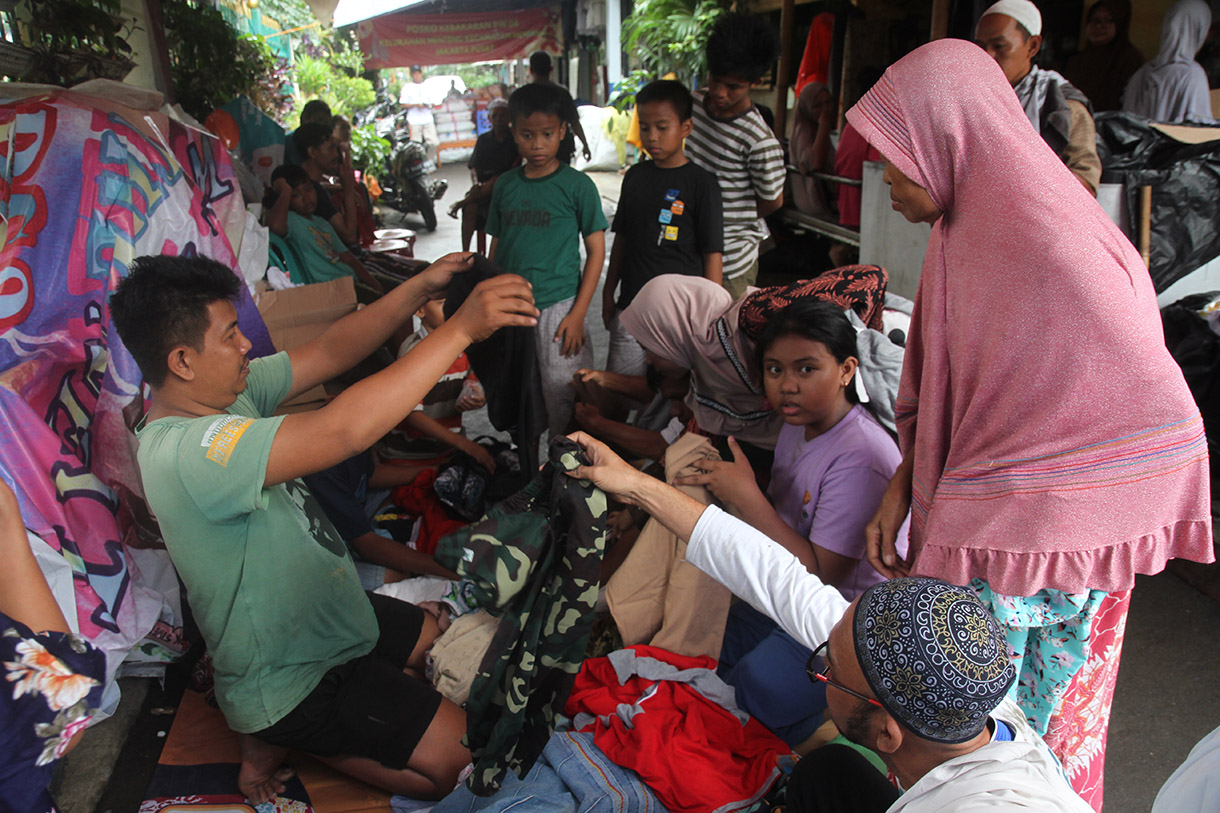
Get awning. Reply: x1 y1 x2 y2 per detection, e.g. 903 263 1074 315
355 7 561 69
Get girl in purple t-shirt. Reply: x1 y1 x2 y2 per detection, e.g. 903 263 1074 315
676 299 907 746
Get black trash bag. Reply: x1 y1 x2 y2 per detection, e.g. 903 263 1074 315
1096 112 1220 293
1161 291 1220 483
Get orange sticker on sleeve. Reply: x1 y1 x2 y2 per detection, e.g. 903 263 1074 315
201 415 254 467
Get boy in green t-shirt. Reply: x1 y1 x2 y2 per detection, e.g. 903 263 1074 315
110 253 537 804
265 164 385 297
486 82 608 438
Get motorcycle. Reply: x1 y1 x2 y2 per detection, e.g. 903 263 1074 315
373 111 447 231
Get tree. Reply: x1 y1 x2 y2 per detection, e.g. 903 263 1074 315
623 0 730 84
161 0 286 122
258 0 315 30
290 30 376 126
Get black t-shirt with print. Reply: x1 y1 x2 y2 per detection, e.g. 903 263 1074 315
611 160 724 309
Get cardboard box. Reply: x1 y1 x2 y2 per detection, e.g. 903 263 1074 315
256 277 357 412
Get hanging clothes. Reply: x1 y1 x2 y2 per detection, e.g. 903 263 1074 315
435 437 608 795
794 12 834 95
565 645 790 813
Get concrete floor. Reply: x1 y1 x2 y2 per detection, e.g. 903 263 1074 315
56 160 1220 811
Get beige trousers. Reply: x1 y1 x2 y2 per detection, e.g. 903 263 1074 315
606 433 733 659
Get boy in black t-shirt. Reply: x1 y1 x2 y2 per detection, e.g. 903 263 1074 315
602 80 724 379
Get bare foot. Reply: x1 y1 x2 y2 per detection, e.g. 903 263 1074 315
238 734 293 804
447 203 461 219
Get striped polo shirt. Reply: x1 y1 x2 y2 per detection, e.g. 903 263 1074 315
686 92 785 280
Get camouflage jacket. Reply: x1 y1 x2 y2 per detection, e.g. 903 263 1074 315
436 437 608 795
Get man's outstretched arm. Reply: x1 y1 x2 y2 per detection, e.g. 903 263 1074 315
565 432 848 650
285 253 470 401
265 275 538 487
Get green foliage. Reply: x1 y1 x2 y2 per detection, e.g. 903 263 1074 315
427 63 503 91
349 123 391 174
162 0 282 121
609 69 653 112
381 70 405 105
257 0 315 30
623 0 729 83
20 0 139 85
288 30 375 127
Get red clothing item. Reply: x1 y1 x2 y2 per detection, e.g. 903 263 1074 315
327 183 377 248
565 646 789 813
390 469 464 555
795 13 834 94
834 123 881 228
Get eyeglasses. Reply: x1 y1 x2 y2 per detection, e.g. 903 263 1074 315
806 641 884 708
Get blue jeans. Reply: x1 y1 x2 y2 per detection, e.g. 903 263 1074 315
431 730 662 813
720 602 827 746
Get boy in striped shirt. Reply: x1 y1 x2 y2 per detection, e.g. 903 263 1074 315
686 13 786 299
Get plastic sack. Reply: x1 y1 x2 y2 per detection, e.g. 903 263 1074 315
1096 112 1220 293
571 105 621 172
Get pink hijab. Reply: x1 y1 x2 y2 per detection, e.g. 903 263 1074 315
620 276 783 449
846 40 1211 595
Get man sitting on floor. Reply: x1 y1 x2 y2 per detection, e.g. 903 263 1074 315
567 432 1092 812
110 253 537 803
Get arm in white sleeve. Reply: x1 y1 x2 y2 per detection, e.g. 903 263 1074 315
686 504 850 651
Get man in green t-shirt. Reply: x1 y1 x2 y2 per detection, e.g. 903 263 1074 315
111 253 537 804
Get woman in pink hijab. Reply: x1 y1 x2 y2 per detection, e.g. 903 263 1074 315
849 39 1211 809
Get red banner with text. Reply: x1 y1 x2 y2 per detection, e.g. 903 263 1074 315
356 8 562 69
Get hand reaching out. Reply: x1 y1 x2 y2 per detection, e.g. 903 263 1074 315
672 436 759 509
565 431 649 504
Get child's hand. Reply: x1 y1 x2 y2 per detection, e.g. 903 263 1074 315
273 177 292 197
602 297 616 330
457 378 485 411
673 436 758 509
555 312 586 357
451 275 538 344
459 438 497 473
574 401 604 432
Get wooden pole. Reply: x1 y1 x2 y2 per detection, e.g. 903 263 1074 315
142 0 175 103
930 0 950 40
773 0 795 140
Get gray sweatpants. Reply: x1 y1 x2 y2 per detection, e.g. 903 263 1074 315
535 297 594 438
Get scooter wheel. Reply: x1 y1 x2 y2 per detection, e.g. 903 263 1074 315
420 196 437 231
